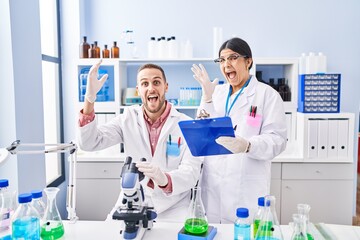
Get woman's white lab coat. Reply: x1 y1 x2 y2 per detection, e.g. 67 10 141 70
77 105 203 222
198 76 287 223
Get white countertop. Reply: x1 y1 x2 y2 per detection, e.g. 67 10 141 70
62 220 360 240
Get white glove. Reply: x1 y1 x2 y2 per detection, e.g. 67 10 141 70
85 60 108 103
191 64 219 103
216 136 250 154
136 162 168 187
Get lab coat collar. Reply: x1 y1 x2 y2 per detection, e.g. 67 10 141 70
228 75 257 110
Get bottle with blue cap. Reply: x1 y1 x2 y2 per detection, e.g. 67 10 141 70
253 196 266 238
12 193 40 239
31 190 46 218
0 179 16 239
234 207 251 240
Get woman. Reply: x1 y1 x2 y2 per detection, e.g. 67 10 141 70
191 37 287 223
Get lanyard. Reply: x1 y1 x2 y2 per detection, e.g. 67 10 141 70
225 78 251 116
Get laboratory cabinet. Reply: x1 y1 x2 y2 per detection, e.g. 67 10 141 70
280 163 353 225
76 159 124 220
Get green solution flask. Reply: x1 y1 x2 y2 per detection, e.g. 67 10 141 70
184 187 208 235
40 187 64 240
297 204 314 240
253 197 265 238
290 214 309 240
255 195 283 240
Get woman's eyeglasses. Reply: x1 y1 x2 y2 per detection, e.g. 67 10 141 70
214 54 247 64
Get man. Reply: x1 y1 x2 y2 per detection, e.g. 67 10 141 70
77 60 202 221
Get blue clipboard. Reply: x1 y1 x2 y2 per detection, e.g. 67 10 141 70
178 117 235 157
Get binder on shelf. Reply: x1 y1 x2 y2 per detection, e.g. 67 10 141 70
317 119 329 158
307 119 318 158
337 119 349 158
327 120 338 158
178 117 235 157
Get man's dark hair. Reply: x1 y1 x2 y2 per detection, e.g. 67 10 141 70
137 63 167 82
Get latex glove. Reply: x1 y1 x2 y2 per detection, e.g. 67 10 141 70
85 60 108 103
216 136 250 154
191 64 219 103
136 162 168 187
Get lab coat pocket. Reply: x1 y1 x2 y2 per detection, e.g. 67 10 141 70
246 114 262 128
166 142 181 170
239 114 262 138
166 141 181 157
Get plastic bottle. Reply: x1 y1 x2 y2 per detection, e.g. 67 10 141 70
147 37 157 59
111 41 119 58
102 44 110 58
213 27 223 58
316 52 327 74
168 36 178 59
0 179 16 239
79 36 90 58
234 207 251 240
253 197 265 238
12 193 40 240
94 41 100 58
183 39 193 59
158 36 166 59
299 53 307 75
305 52 316 74
31 190 46 218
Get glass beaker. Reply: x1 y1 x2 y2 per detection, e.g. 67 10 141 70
41 187 64 240
184 187 208 235
290 214 308 240
297 204 313 240
255 195 283 240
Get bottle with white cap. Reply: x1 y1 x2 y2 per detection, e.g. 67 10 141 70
306 52 316 74
299 53 307 75
316 52 327 74
147 37 157 59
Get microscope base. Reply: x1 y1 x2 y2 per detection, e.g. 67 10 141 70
119 221 149 240
178 225 217 240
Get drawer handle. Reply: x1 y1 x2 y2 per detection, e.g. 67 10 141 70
315 170 321 174
103 169 108 173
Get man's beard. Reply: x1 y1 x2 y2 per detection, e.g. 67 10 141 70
143 94 166 114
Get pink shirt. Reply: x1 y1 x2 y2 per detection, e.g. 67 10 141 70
143 102 172 156
78 102 173 193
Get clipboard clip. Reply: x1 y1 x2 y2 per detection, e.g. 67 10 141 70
196 109 210 119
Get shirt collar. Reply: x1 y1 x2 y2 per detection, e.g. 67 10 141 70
143 101 172 125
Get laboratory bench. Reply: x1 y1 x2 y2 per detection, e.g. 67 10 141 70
62 220 360 240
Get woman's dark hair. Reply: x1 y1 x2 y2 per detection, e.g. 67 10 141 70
219 37 253 69
137 63 167 82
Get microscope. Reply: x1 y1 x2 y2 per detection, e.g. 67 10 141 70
113 156 157 240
